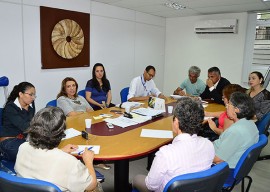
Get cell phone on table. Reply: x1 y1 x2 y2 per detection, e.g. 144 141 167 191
82 131 89 140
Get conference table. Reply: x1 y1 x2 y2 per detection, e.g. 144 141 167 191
59 98 225 192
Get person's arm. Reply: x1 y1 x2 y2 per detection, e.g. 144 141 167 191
4 104 34 132
106 90 112 107
128 95 151 102
158 93 167 101
208 118 223 135
85 91 105 109
213 155 224 164
82 148 97 191
145 150 167 191
61 144 78 153
173 87 185 96
205 111 224 118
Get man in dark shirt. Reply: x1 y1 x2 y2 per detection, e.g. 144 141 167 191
200 67 230 104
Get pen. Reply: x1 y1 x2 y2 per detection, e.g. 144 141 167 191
78 147 93 155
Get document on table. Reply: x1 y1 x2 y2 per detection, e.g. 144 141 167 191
105 116 138 128
62 128 81 140
71 145 100 155
140 129 173 138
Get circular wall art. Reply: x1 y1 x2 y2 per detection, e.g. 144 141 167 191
51 19 84 59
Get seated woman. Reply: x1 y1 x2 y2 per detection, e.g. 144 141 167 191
132 97 215 192
213 92 259 168
85 63 114 110
57 77 93 116
0 82 36 161
247 71 270 120
15 107 98 192
205 84 246 136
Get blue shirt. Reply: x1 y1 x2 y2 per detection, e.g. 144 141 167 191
180 78 206 96
85 79 111 109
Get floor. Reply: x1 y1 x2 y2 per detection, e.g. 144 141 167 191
97 138 270 192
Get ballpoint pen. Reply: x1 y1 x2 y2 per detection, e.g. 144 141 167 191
78 147 93 155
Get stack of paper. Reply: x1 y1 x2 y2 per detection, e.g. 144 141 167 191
132 107 164 117
105 116 138 128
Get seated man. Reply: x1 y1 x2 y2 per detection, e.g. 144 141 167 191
173 66 205 96
127 65 166 101
213 92 259 168
132 97 215 192
200 67 230 104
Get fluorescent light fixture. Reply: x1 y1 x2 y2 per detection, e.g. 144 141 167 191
262 0 270 2
164 2 186 10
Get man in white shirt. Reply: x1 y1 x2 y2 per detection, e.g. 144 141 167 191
127 65 166 101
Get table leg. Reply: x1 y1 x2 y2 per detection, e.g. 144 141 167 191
114 159 130 192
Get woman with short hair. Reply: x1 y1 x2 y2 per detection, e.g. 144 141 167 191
15 107 98 192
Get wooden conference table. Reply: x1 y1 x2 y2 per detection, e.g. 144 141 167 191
59 98 225 192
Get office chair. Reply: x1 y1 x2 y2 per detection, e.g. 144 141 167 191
0 108 3 130
256 112 270 135
222 134 268 192
78 89 86 98
46 100 57 107
120 87 129 103
163 162 230 192
0 171 61 192
256 112 270 161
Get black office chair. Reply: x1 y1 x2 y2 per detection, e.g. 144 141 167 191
120 87 129 103
0 171 61 192
222 134 268 192
163 162 230 192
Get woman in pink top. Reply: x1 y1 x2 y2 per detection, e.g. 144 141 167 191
205 84 246 135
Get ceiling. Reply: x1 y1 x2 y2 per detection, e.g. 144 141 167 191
92 0 270 18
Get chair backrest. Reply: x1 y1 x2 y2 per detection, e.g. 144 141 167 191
256 112 270 135
233 134 268 182
46 100 57 107
120 87 129 103
78 89 86 98
0 171 61 192
163 162 230 192
0 108 3 130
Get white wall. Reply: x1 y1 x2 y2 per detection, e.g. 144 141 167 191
164 13 248 95
0 0 166 110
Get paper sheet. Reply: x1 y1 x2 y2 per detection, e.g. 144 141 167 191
204 117 214 120
71 145 100 155
62 128 81 140
105 116 138 128
140 129 173 138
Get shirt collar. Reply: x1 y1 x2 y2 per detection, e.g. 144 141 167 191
213 78 221 89
173 133 197 143
14 97 33 110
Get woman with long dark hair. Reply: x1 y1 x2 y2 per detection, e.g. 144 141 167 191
85 63 114 110
0 82 36 161
247 71 270 120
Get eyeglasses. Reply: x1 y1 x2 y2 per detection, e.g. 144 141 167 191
24 92 37 98
147 72 155 78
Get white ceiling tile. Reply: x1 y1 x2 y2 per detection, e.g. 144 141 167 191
91 0 270 18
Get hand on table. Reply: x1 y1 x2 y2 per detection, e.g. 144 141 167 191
82 147 95 164
61 144 78 154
